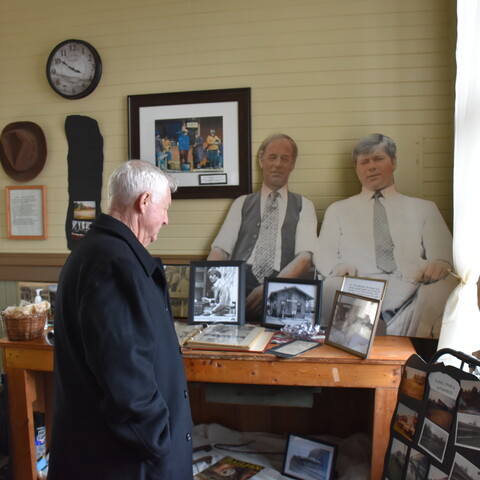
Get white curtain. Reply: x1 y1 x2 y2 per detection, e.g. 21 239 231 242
437 0 480 358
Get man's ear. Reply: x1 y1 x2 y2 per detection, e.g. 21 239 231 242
392 157 397 171
137 192 150 213
258 156 264 170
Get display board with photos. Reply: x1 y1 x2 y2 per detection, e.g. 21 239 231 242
382 350 480 480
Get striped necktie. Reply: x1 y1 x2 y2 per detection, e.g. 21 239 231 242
373 191 397 273
252 191 280 282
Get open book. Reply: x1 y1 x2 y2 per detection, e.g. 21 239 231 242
176 323 274 352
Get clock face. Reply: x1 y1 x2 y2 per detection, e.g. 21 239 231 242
46 39 102 99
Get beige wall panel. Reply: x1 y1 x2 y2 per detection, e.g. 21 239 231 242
0 0 455 258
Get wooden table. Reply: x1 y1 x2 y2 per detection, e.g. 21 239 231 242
0 332 415 480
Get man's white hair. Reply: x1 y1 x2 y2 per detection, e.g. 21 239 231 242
107 160 177 210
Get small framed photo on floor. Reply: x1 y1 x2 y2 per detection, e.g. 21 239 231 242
188 260 246 325
262 278 322 329
325 291 381 359
282 434 337 480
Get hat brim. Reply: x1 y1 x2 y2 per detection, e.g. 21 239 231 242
0 121 47 182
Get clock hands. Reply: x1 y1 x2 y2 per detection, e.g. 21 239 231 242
62 60 81 74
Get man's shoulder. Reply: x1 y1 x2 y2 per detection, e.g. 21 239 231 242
391 192 438 210
285 190 313 205
240 191 259 203
325 194 362 210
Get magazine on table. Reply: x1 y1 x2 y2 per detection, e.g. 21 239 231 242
194 455 264 480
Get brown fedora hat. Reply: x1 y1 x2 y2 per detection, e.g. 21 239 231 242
0 121 47 182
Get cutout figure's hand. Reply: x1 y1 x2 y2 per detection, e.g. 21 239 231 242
331 263 357 277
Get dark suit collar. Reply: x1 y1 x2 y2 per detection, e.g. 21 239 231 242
91 214 160 277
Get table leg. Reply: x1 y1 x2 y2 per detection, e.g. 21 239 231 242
371 387 398 480
5 368 37 480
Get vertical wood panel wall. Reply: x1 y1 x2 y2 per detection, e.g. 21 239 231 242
0 0 456 258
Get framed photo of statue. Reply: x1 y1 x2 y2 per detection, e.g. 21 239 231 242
188 260 246 325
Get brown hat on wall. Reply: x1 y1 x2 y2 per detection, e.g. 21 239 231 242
0 121 47 182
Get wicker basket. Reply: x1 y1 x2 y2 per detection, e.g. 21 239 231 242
1 311 48 341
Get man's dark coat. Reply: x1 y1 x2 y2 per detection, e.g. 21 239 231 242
48 214 193 479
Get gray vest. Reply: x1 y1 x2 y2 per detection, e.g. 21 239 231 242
231 191 302 270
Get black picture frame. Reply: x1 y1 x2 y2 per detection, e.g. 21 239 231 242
266 340 320 358
127 87 252 199
188 260 246 325
164 264 190 318
282 433 337 480
262 277 322 330
325 291 381 359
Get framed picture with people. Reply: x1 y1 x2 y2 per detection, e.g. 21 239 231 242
128 88 252 199
188 260 246 325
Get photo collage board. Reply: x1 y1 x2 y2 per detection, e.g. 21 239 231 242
383 353 480 480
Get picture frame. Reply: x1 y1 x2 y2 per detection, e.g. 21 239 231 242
165 264 190 318
128 87 252 199
266 339 320 358
340 275 388 301
188 260 246 325
262 277 322 330
282 434 337 480
6 185 47 239
325 291 381 359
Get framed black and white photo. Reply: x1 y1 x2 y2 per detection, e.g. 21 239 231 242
282 434 337 480
325 291 381 358
262 278 322 330
128 87 251 199
165 264 190 318
188 260 245 325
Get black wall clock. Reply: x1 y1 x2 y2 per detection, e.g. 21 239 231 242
46 39 102 99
